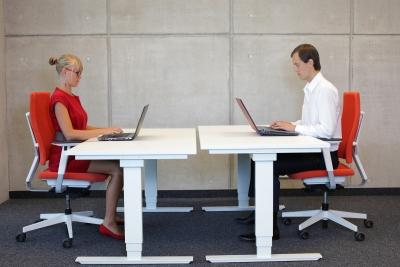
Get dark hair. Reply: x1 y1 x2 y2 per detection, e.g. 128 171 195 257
290 44 321 71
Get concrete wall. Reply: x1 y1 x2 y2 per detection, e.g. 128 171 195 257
0 0 9 203
3 0 400 191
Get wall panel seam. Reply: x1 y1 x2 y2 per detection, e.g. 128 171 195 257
349 0 354 92
106 0 112 126
228 0 233 189
3 29 10 193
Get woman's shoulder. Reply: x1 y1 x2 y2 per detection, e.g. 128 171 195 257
50 88 72 106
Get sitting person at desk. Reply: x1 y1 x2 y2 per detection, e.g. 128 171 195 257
238 44 341 242
48 54 124 240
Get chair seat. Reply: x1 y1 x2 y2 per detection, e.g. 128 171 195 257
39 169 108 183
289 163 355 180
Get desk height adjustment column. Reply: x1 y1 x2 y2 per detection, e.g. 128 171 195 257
237 154 251 208
144 160 193 212
252 153 276 258
144 159 158 210
121 159 144 260
202 154 254 212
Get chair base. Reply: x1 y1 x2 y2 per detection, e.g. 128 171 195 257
22 211 103 239
282 208 367 232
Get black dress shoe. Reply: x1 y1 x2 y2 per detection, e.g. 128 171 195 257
239 232 255 242
273 226 280 240
235 211 255 225
239 228 280 242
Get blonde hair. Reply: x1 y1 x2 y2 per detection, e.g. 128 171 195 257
49 54 83 75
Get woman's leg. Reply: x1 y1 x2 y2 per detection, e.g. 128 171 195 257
88 160 123 235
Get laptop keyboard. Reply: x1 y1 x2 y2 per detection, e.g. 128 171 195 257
97 132 135 141
258 126 299 136
105 133 131 138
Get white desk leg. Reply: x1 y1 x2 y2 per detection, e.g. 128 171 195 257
237 154 251 208
206 153 322 263
253 154 274 257
76 159 193 264
144 160 158 210
122 160 144 260
202 154 254 212
143 160 193 213
202 154 284 212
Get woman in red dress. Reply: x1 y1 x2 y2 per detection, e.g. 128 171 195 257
48 54 124 240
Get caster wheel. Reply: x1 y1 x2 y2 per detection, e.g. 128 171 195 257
322 220 328 229
283 218 292 225
364 219 373 228
16 233 26 242
354 232 365 241
298 230 310 240
62 238 73 248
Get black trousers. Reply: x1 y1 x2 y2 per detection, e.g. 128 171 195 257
248 151 339 212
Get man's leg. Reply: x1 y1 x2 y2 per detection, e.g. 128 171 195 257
272 151 338 213
235 160 255 224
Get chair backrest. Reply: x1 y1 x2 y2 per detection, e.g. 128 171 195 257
30 92 55 165
338 91 361 163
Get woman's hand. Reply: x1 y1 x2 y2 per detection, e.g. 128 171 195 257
104 127 123 134
270 121 296 132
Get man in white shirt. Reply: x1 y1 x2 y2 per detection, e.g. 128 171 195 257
238 44 341 242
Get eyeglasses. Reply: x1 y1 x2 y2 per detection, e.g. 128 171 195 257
65 67 82 77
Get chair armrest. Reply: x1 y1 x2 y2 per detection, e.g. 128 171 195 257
25 143 49 192
352 111 368 183
318 137 342 145
321 147 336 190
318 137 342 142
25 112 51 192
52 140 83 147
53 140 83 193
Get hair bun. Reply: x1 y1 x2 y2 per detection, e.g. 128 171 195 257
49 57 58 65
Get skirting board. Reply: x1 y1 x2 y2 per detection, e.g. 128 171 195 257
9 187 400 199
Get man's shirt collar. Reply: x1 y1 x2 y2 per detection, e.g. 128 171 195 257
304 72 322 94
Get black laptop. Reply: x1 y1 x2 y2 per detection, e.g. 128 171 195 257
235 98 298 136
98 104 149 141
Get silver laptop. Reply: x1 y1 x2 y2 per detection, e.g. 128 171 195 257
98 104 149 141
235 98 298 136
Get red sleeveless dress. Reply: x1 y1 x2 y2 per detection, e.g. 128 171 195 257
48 88 91 172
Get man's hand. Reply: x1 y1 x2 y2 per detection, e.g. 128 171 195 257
270 121 296 132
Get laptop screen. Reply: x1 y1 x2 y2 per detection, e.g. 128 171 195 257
235 98 259 132
133 104 149 138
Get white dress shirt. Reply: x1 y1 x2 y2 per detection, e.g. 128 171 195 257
294 72 341 151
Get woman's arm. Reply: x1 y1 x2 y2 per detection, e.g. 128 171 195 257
55 103 122 141
86 125 101 130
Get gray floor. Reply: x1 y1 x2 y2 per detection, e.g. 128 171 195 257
1 195 399 266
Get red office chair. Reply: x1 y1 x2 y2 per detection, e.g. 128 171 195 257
16 92 108 248
281 91 373 241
